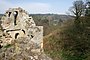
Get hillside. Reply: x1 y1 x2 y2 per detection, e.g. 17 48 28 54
0 14 73 22
43 20 74 60
43 16 90 60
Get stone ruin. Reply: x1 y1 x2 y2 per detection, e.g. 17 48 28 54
0 7 52 60
0 7 43 47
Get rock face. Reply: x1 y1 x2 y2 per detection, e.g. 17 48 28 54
0 7 52 60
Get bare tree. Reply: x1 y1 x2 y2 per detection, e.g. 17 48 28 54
69 0 85 25
85 0 90 16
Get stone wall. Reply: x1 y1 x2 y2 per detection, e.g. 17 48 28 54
0 7 52 60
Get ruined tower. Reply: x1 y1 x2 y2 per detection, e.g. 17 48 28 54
1 7 43 48
0 7 51 60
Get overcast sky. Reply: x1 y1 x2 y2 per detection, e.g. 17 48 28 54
0 0 78 14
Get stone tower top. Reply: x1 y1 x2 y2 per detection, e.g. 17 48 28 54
1 7 35 30
1 7 43 47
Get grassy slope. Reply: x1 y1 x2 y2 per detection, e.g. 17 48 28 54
43 17 90 60
43 20 74 60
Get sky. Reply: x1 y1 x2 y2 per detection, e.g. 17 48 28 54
0 0 76 14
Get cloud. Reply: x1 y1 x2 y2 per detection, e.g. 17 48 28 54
0 0 52 14
0 0 12 13
0 0 67 14
20 2 52 14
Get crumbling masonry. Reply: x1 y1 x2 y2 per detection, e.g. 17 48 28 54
1 7 43 48
0 7 52 60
